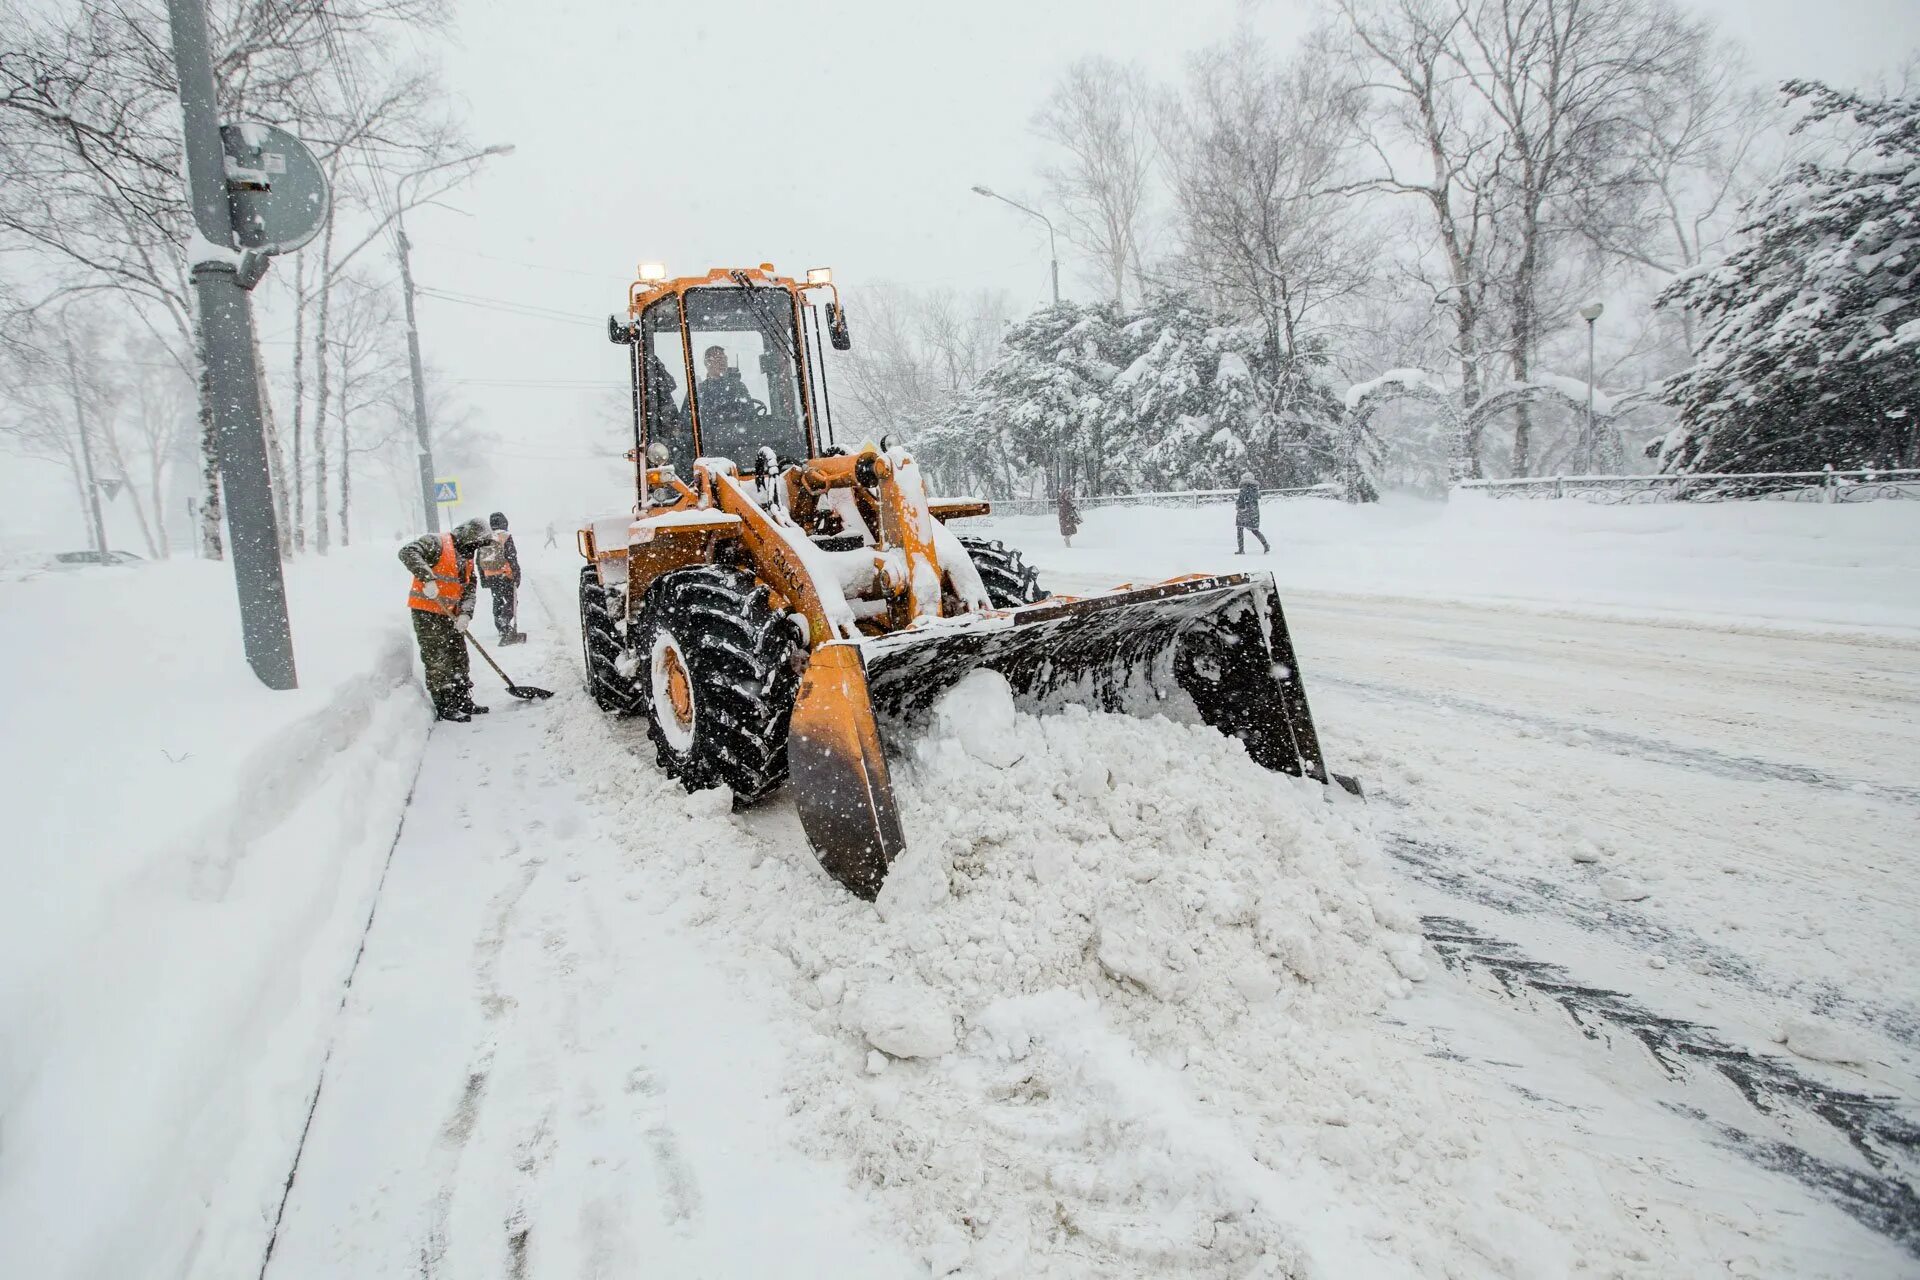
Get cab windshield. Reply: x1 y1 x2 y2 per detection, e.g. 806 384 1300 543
683 285 810 466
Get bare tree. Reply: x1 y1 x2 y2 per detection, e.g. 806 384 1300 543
1158 32 1368 365
1331 0 1713 475
1034 58 1157 304
0 0 465 554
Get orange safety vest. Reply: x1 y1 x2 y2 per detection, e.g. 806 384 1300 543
407 534 471 615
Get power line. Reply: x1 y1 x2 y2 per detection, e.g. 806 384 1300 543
413 286 601 328
416 244 627 281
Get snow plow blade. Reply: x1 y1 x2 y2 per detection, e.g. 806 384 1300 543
788 573 1352 898
867 573 1337 781
788 642 907 899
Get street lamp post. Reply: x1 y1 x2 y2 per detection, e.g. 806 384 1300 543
393 145 514 531
1578 302 1604 473
972 185 1059 306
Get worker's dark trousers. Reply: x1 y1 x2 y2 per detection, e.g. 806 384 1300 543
1236 522 1270 553
411 610 472 712
489 581 518 637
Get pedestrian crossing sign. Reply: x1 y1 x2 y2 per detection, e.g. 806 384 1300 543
433 478 460 504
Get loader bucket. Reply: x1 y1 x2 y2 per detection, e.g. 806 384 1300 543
864 573 1333 781
787 573 1342 899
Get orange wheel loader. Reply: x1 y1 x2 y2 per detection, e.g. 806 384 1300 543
578 263 1357 899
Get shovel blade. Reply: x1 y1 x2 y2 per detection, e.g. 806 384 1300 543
787 642 905 899
506 683 554 700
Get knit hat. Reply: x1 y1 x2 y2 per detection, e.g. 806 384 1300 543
453 517 491 548
489 511 509 531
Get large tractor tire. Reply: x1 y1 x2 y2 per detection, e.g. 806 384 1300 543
635 565 802 804
957 536 1049 609
579 566 642 714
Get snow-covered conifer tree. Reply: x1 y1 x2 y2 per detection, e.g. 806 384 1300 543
1656 83 1918 474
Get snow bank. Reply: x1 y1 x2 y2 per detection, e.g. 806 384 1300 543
557 659 1677 1275
0 551 430 1278
977 491 1920 633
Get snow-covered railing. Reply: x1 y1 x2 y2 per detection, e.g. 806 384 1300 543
984 484 1344 518
1458 467 1920 504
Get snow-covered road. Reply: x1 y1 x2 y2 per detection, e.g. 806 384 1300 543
1288 590 1920 1047
252 546 1917 1278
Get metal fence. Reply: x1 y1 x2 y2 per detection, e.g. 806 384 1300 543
982 483 1343 519
1457 467 1920 505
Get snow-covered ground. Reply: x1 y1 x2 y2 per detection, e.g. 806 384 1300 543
0 551 430 1276
3 494 1917 1277
980 490 1920 632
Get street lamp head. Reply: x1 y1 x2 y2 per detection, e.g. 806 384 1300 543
1578 301 1605 322
970 185 994 198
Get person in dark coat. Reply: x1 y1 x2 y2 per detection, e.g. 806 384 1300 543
475 511 525 643
1234 471 1269 554
1056 487 1081 548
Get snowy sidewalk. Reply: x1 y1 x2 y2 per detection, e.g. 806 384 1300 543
0 550 431 1278
264 593 913 1278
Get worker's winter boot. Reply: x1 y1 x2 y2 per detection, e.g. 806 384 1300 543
436 703 472 723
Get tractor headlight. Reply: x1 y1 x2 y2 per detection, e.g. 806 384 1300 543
638 262 667 283
806 267 833 285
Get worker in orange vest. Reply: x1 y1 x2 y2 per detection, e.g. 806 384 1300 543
399 517 492 722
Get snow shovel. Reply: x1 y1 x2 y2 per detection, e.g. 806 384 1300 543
465 633 553 700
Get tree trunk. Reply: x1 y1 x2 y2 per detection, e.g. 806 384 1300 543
193 303 224 559
337 365 352 546
149 441 171 559
1450 295 1484 482
311 213 336 555
254 323 291 555
290 253 307 552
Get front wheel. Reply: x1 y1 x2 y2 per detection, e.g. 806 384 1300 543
636 566 802 804
957 536 1049 609
579 566 642 714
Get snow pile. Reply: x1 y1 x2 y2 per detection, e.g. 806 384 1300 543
561 667 1669 1276
0 551 430 1278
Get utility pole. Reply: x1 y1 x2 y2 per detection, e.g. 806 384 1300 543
1578 302 1605 473
390 145 513 532
167 0 303 690
61 334 111 560
972 185 1060 306
395 210 439 533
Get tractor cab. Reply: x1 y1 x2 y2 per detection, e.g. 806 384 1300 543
611 264 837 481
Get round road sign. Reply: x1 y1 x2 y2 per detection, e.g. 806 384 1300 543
220 122 331 255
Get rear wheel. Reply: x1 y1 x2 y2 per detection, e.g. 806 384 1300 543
636 566 802 803
579 566 642 714
958 536 1049 609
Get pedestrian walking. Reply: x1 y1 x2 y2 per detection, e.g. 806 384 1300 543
1234 471 1270 555
543 521 559 549
1056 487 1081 549
477 511 526 644
400 517 493 721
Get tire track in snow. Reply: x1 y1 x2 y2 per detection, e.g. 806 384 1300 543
1424 917 1920 1259
1386 829 1920 1047
1325 673 1920 809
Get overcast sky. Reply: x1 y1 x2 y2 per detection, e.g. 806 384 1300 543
2 0 1913 546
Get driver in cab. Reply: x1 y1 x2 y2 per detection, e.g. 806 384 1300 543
694 344 766 463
